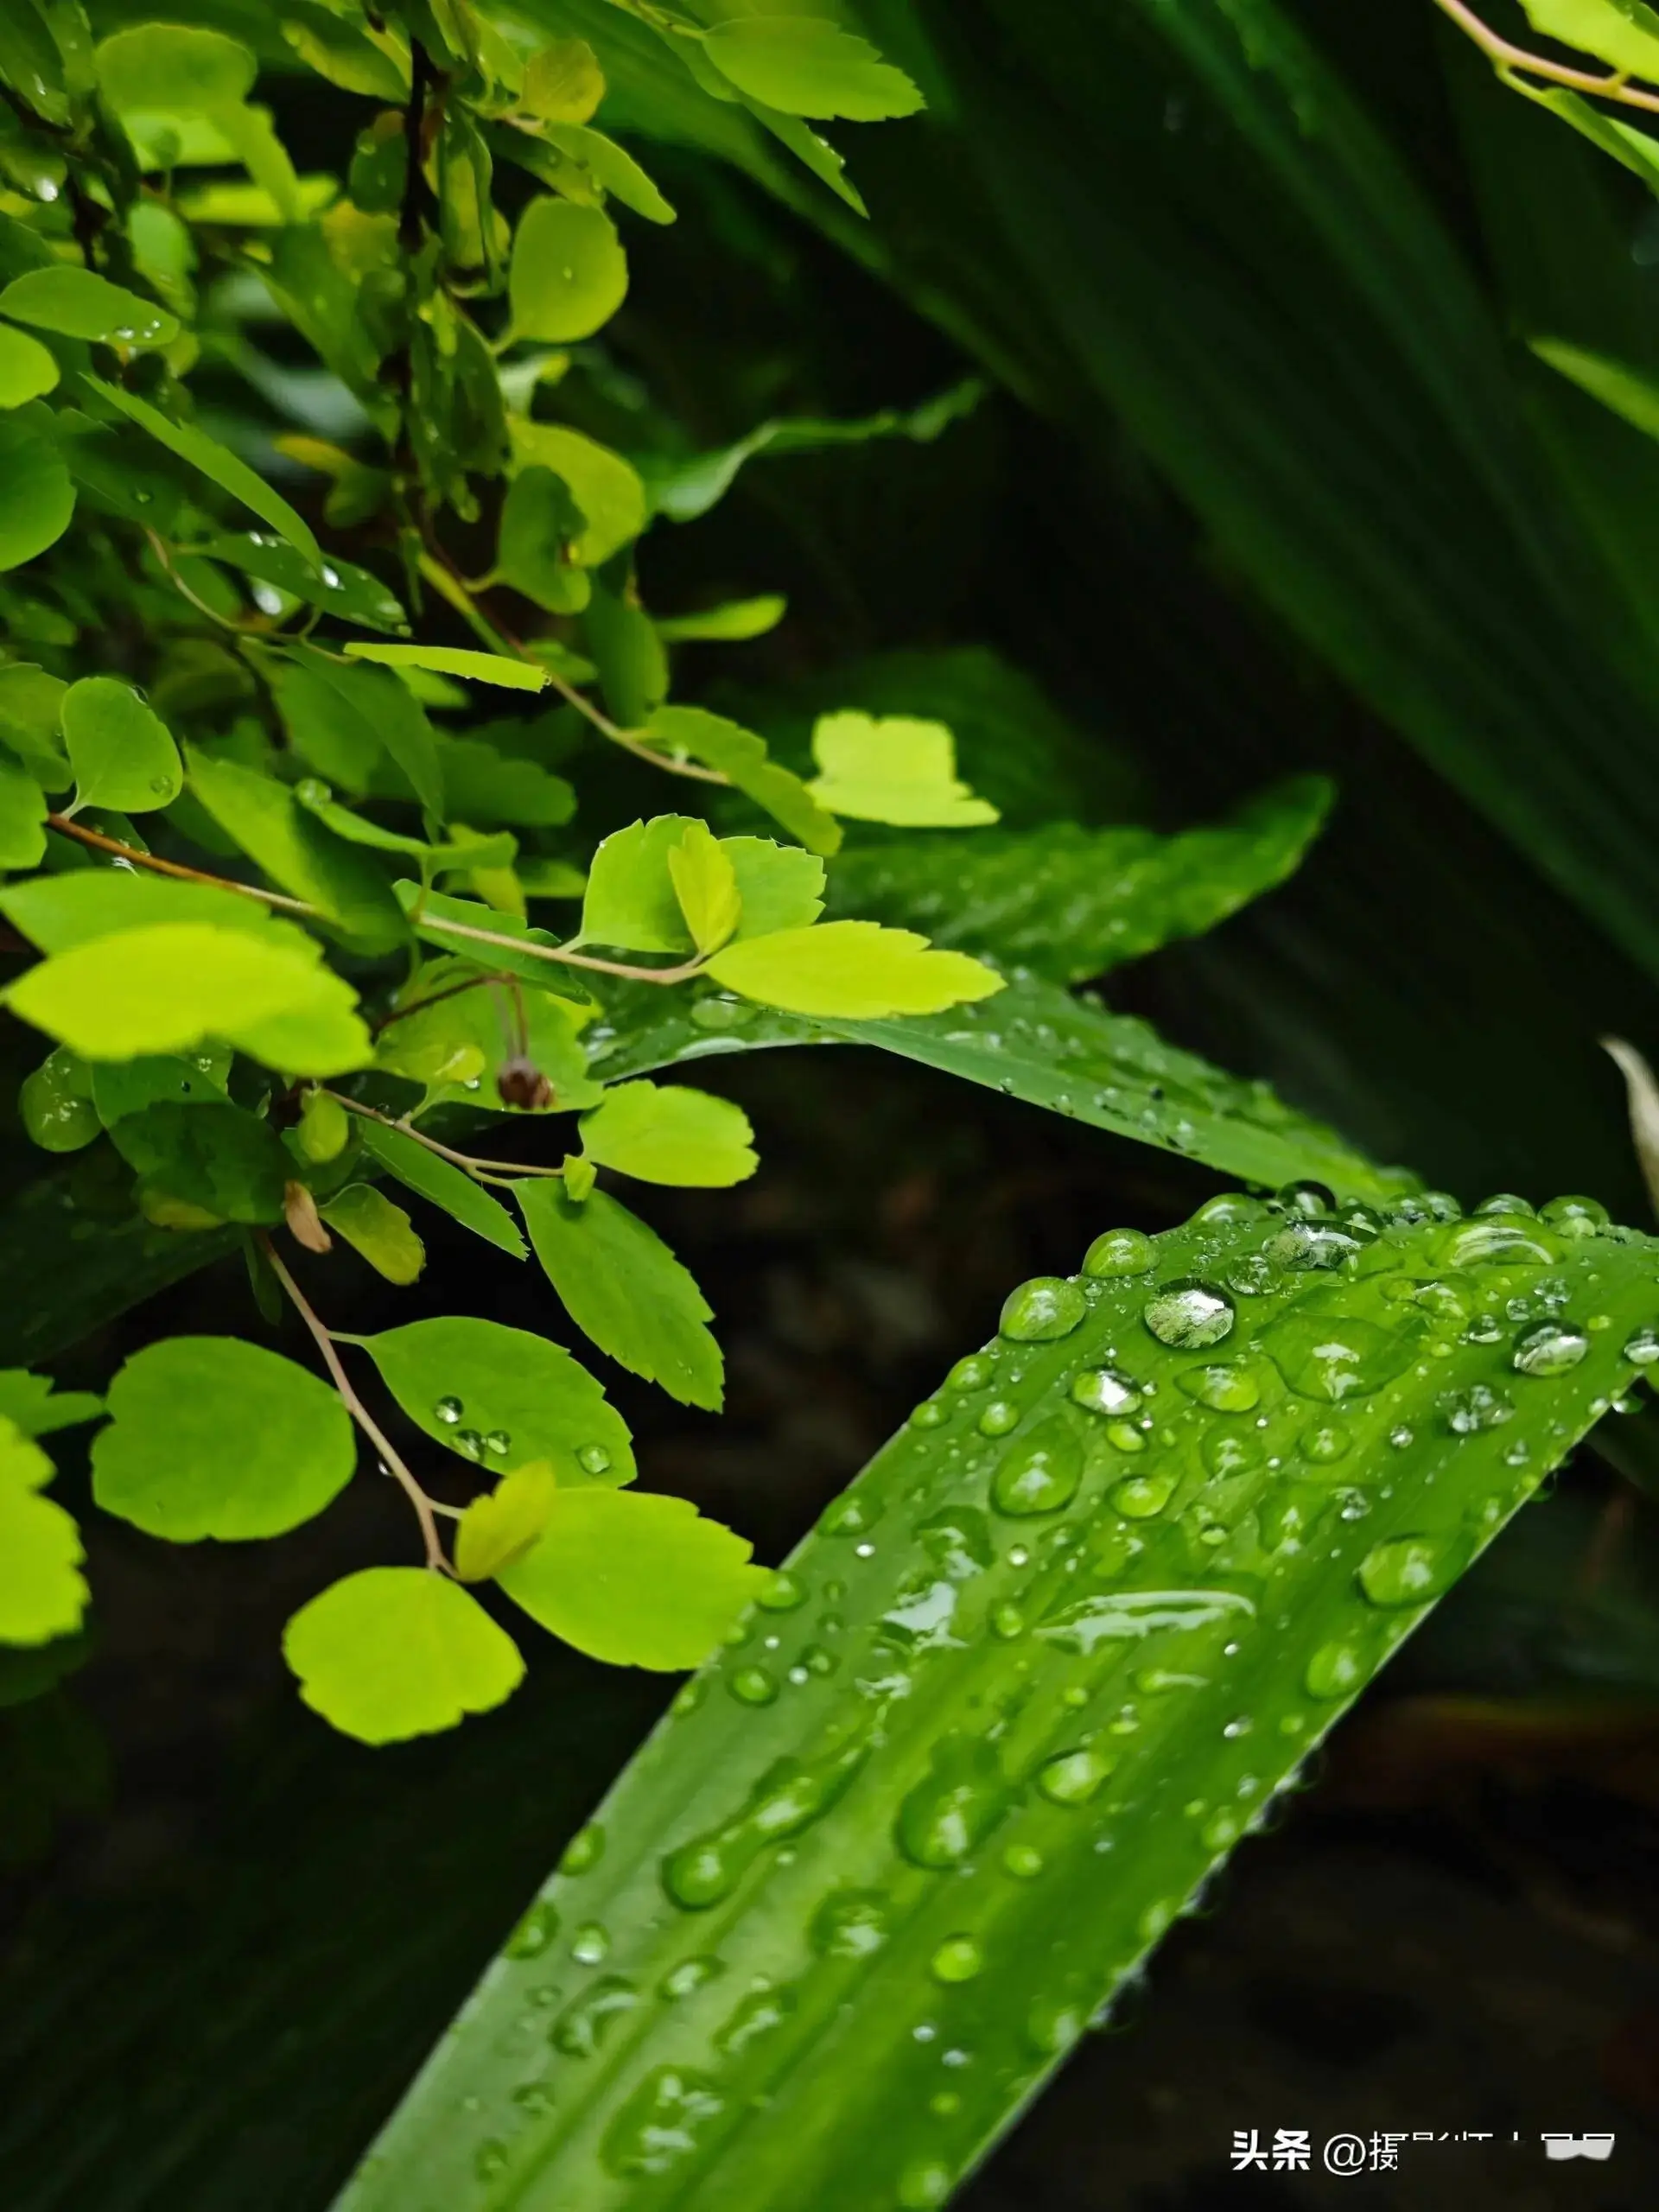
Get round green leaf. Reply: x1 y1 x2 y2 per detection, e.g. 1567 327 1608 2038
509 419 645 565
0 1426 86 1647
0 409 73 574
0 267 178 347
283 1567 524 1743
509 198 627 342
702 16 925 122
0 325 59 409
580 1081 758 1186
0 751 47 870
94 22 257 110
353 1317 635 1486
61 676 182 812
498 1490 767 1669
92 1336 357 1541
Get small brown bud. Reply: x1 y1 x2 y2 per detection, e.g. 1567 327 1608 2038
497 1056 555 1111
283 1179 334 1254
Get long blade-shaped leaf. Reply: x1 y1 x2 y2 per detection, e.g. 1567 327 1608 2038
339 1189 1658 2210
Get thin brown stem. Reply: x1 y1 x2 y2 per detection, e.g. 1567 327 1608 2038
322 1090 565 1182
46 816 312 912
372 968 518 1033
1433 0 1659 115
418 907 708 982
258 1233 451 1571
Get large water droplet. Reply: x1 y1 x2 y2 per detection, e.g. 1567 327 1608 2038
1000 1277 1087 1341
989 1415 1083 1516
601 2066 725 2179
896 1739 1009 1868
1442 1218 1560 1268
1037 1745 1117 1805
931 1934 986 1983
1539 1194 1608 1239
1261 1300 1421 1402
1263 1222 1362 1272
1623 1325 1659 1365
1357 1534 1468 1607
1110 1471 1175 1518
1174 1361 1260 1413
977 1399 1020 1437
949 1354 995 1391
551 1974 639 2056
1304 1641 1367 1699
1070 1365 1144 1416
504 1899 560 1959
1142 1279 1235 1349
1440 1382 1513 1433
1083 1227 1154 1277
1512 1320 1590 1376
729 1666 779 1706
810 1888 891 1958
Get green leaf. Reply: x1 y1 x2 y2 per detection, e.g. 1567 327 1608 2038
806 709 998 828
321 1184 425 1285
274 646 444 818
0 324 58 408
4 920 372 1076
283 1567 524 1745
0 867 277 952
0 662 70 787
1530 337 1659 443
498 1488 767 1669
185 746 407 951
543 123 676 225
352 1315 635 1485
582 573 667 727
343 642 548 693
18 1045 100 1154
580 1080 757 1187
356 1119 528 1259
106 1100 290 1224
702 16 925 123
509 197 628 342
580 814 699 953
437 736 575 830
92 1336 355 1541
337 1191 1659 2207
94 22 256 109
520 36 605 124
516 1182 723 1410
453 1460 558 1583
638 379 982 523
1518 0 1659 74
60 677 181 814
390 889 594 1018
509 418 645 566
725 836 826 938
0 1372 104 1440
294 786 514 874
494 466 590 614
0 1425 86 1648
0 750 46 869
84 376 320 570
646 705 842 855
197 532 409 634
668 817 741 954
0 406 73 572
706 920 1003 1019
0 267 177 347
90 1050 230 1123
827 781 1333 985
657 594 786 643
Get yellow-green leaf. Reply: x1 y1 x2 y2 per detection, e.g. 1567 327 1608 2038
321 1184 426 1285
509 197 627 342
0 266 177 347
0 1422 86 1647
579 1080 758 1187
343 642 547 691
520 36 604 123
0 325 59 409
806 709 999 827
706 919 1003 1018
454 1460 558 1582
509 419 645 565
667 818 741 953
283 1567 524 1744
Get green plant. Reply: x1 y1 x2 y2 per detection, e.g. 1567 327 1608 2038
4 5 1656 2211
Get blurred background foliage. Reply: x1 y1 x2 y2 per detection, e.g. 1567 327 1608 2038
7 0 1659 2202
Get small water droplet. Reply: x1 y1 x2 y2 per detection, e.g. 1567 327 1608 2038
910 1398 947 1428
660 1954 725 2000
1111 1471 1175 1518
758 1570 807 1611
1539 1194 1608 1238
949 1354 995 1391
977 1399 1020 1436
570 1922 610 1966
897 2158 953 2209
1001 1276 1088 1341
1142 1279 1235 1349
1070 1365 1144 1416
435 1395 463 1424
1083 1227 1155 1277
455 1427 484 1459
990 1416 1082 1516
485 1428 512 1456
1002 1841 1045 1879
730 1667 779 1706
505 1899 560 1960
930 1934 985 1983
577 1441 613 1475
1038 1746 1117 1804
474 2139 510 2182
559 1823 604 1876
810 1889 890 1958
1174 1361 1260 1413
1440 1382 1513 1433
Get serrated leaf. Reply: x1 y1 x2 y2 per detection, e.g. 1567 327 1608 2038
321 1184 424 1284
0 1373 104 1440
437 736 575 830
0 868 279 951
61 677 181 814
0 1424 86 1648
352 1316 634 1485
579 814 698 952
806 709 998 828
0 267 177 347
454 1460 558 1583
543 122 675 224
0 324 59 408
198 532 409 633
343 643 548 693
580 1080 757 1188
706 919 1002 1018
389 890 595 1022
294 785 514 874
515 1181 723 1409
498 1489 767 1668
646 705 841 855
4 920 372 1076
509 418 645 566
509 198 627 343
339 1192 1659 2207
827 780 1332 984
1519 0 1659 75
668 818 741 954
0 751 46 868
83 376 320 570
0 406 73 572
92 1336 355 1541
356 1119 528 1259
703 16 925 123
283 1567 524 1745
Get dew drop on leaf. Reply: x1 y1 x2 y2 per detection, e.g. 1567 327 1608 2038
1070 1365 1144 1416
1082 1227 1155 1278
1512 1320 1590 1376
930 1934 985 1983
1623 1326 1659 1364
1141 1279 1235 1349
435 1396 463 1425
729 1666 779 1706
999 1276 1087 1341
1357 1534 1466 1606
576 1441 612 1474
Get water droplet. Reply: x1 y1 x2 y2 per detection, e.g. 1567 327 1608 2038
1025 1993 1084 2056
455 1427 484 1459
485 1428 512 1456
1264 1222 1363 1272
475 2139 510 2182
810 1888 891 1957
1624 1325 1659 1365
715 1984 796 2056
977 1399 1020 1436
552 1974 639 2056
1262 1298 1422 1402
990 1416 1083 1516
1204 1430 1261 1477
1443 1217 1560 1268
1142 1279 1235 1349
577 1441 612 1475
570 1922 609 1965
897 2158 953 2209
730 1667 779 1706
1357 1534 1468 1607
758 1571 807 1611
505 1899 560 1959
512 2078 556 2116
931 1934 985 1983
1083 1227 1155 1277
949 1354 995 1390
1304 1641 1366 1698
1071 1365 1144 1416
1110 1471 1175 1518
896 1739 1009 1868
1539 1194 1608 1238
1513 1320 1590 1376
1224 1252 1276 1298
1002 1841 1045 1879
660 1954 725 2000
1193 1193 1270 1227
559 1823 604 1876
1275 1179 1334 1217
1174 1361 1260 1413
910 1397 947 1427
1440 1382 1513 1433
600 2066 725 2178
435 1395 463 1424
1300 1421 1351 1465
1001 1276 1088 1341
1037 1746 1117 1805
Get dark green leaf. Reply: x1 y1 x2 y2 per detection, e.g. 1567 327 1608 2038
0 406 73 573
197 532 410 634
105 1100 291 1224
357 1120 529 1259
646 705 841 855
